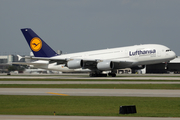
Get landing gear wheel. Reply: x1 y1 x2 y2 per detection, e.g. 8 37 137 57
89 73 93 77
108 73 116 77
111 73 116 77
89 73 107 77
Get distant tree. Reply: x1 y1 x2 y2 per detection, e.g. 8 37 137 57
7 65 26 72
16 65 26 72
7 65 17 72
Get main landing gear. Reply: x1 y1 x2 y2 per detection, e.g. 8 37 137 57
89 72 116 77
89 73 107 77
108 73 116 77
165 62 168 69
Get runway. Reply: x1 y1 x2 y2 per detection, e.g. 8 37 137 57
0 88 180 97
0 75 180 80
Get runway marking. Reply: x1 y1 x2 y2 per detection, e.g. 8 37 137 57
46 92 69 96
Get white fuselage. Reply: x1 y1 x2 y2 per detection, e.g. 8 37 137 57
32 44 176 72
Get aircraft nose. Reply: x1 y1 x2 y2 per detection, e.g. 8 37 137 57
171 51 176 59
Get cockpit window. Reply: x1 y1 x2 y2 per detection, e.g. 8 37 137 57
166 49 171 52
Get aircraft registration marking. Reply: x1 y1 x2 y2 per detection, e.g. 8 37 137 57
46 92 69 96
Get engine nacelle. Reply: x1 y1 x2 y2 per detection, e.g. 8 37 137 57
67 59 83 69
97 61 114 70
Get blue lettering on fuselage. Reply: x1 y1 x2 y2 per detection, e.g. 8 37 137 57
129 49 156 56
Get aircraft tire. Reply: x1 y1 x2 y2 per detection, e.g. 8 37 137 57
112 74 116 77
108 73 116 77
89 73 107 77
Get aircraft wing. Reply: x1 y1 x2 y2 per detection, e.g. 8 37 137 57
22 56 136 69
12 62 48 66
23 56 67 64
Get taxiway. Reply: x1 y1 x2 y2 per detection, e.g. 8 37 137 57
0 88 180 97
0 75 180 80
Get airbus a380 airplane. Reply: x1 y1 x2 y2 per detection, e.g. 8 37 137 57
13 28 176 77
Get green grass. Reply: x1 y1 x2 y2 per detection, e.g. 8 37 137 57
0 95 180 117
1 84 180 89
0 78 180 82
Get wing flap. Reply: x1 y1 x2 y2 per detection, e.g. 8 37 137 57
12 62 48 66
19 56 67 65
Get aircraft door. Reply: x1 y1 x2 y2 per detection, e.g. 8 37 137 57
124 49 129 58
157 50 161 57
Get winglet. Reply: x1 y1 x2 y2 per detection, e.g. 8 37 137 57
17 55 23 61
21 28 57 57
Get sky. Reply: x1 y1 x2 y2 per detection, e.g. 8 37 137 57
0 0 180 56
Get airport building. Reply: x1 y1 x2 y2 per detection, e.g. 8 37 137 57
145 57 180 74
129 57 180 74
116 57 180 74
0 55 18 64
0 55 25 73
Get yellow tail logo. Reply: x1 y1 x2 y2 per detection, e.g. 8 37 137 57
30 37 42 52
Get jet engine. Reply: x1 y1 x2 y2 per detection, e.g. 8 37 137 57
67 59 83 69
97 61 114 70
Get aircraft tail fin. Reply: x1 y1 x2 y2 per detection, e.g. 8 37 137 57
21 28 57 57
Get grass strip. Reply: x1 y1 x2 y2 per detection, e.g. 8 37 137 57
0 95 180 117
0 84 180 89
0 79 180 82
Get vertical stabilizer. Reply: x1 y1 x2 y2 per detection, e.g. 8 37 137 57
21 28 57 57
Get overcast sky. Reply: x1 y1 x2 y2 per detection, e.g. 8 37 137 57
0 0 180 56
